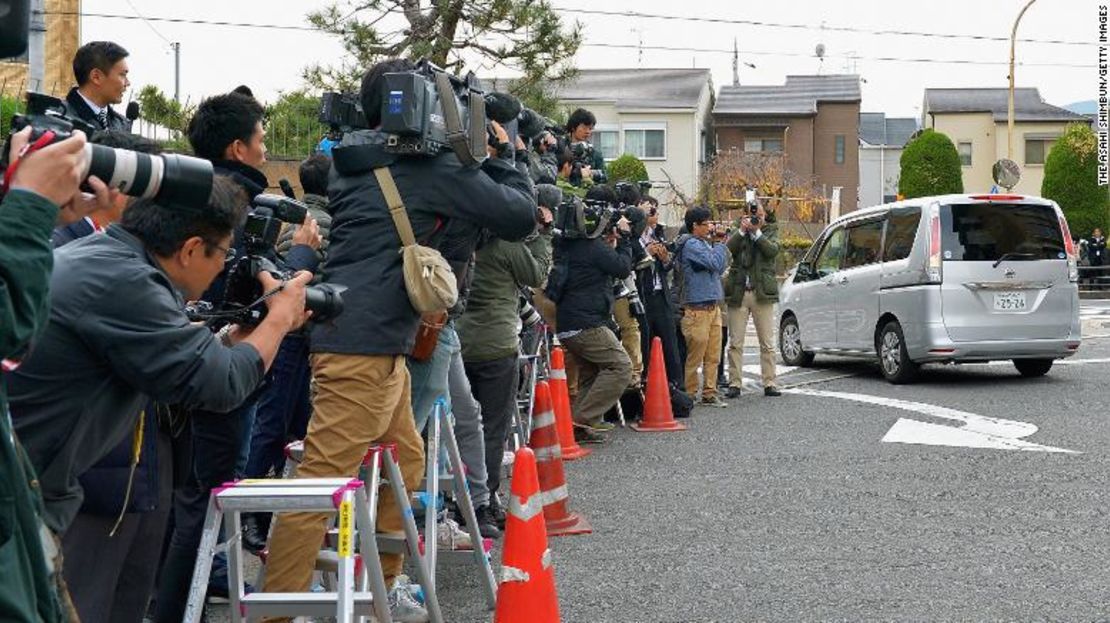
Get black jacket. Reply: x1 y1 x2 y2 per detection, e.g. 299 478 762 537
6 225 265 533
553 235 640 333
64 87 132 132
635 224 674 309
312 130 537 356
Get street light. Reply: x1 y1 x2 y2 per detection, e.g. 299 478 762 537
1007 0 1037 160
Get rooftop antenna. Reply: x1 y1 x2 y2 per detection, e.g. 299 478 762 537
732 38 740 86
815 43 826 74
631 26 644 66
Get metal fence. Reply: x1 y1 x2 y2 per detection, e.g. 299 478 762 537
1079 265 1110 295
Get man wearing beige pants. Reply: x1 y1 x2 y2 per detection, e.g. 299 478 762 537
725 202 782 398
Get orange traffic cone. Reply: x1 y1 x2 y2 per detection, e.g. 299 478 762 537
548 347 591 460
631 337 687 432
494 448 561 623
528 381 592 537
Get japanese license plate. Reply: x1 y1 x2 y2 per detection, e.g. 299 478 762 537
993 291 1027 311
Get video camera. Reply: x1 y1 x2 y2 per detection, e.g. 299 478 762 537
189 194 345 327
0 92 213 206
318 92 368 134
744 187 760 226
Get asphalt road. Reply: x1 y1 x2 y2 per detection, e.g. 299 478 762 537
210 334 1110 622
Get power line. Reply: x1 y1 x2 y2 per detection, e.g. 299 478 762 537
49 10 1086 69
554 5 1085 47
580 42 1087 69
122 0 172 45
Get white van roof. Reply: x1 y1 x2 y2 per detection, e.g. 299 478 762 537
833 194 1055 228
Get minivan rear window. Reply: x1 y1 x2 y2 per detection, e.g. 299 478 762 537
940 203 1065 262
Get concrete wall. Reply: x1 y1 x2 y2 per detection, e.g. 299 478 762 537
258 158 303 196
0 0 81 98
859 145 903 209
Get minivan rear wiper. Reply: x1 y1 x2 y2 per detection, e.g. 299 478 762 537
992 252 1037 268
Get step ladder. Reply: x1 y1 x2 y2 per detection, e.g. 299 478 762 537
184 444 443 623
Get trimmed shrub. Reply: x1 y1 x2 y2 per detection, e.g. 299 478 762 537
607 153 648 184
898 129 963 198
1042 123 1110 238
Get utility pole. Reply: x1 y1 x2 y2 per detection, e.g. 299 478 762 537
28 0 46 92
172 42 181 103
1007 0 1037 160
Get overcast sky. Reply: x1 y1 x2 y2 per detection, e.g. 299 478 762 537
80 0 1093 118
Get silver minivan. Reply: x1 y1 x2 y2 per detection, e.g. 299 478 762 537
778 194 1082 383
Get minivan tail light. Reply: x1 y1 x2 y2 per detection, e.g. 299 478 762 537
1058 214 1079 283
927 210 942 283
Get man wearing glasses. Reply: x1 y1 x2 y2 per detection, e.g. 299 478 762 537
677 206 730 408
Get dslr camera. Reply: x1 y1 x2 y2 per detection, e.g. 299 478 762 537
0 92 213 206
189 194 345 327
744 187 760 226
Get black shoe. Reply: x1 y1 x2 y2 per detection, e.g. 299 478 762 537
764 386 782 397
725 386 742 399
474 505 502 539
241 513 268 554
487 495 507 529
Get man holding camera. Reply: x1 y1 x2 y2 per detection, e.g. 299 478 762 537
0 127 91 623
566 108 606 177
725 201 782 398
6 170 311 590
636 196 683 386
677 206 730 408
547 186 641 441
64 41 133 132
262 58 537 620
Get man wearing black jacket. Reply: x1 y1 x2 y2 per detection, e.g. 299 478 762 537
63 41 133 132
635 196 683 386
263 58 537 619
550 187 642 441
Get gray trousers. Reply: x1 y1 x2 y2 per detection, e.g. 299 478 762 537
410 324 490 508
464 355 520 497
562 326 632 426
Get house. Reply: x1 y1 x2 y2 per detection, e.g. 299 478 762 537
922 88 1089 195
551 68 715 210
713 74 862 213
858 112 917 208
0 0 81 100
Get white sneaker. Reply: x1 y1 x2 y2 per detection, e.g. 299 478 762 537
436 516 473 550
387 581 429 622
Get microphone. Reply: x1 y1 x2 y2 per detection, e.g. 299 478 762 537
483 91 522 125
125 101 140 121
279 179 296 199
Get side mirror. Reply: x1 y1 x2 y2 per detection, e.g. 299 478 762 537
796 262 812 280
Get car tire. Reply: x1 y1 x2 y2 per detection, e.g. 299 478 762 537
877 320 919 384
779 314 815 367
1013 358 1053 377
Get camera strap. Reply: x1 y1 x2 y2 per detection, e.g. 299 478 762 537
433 71 484 167
1 129 58 193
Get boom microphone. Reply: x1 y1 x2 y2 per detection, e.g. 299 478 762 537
483 92 522 125
125 101 140 121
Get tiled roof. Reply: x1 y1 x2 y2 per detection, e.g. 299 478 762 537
860 112 918 147
551 68 712 109
924 88 1088 122
715 74 861 116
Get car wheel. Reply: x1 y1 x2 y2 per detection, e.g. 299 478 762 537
779 315 815 367
877 320 919 384
1013 358 1053 377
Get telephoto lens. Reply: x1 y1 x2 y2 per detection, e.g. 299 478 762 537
84 144 213 207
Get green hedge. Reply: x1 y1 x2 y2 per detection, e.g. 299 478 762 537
1042 123 1109 238
898 129 963 198
607 153 648 184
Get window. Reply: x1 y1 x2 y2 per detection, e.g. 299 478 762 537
940 203 1065 262
882 207 922 262
958 142 972 167
834 135 845 164
815 227 847 277
744 138 783 153
1025 139 1054 165
842 220 884 270
593 129 619 161
624 124 666 159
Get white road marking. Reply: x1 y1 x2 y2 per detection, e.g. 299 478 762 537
788 388 1079 454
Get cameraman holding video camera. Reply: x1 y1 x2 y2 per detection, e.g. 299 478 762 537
262 58 536 619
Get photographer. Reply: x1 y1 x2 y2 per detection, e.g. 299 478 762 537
612 183 646 388
457 184 555 527
677 206 730 408
547 185 642 442
565 108 606 178
636 195 683 386
64 41 133 132
6 174 310 588
725 201 782 398
527 130 560 184
262 58 536 619
0 128 88 623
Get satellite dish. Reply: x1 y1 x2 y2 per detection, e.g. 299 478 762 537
815 43 826 58
992 158 1022 191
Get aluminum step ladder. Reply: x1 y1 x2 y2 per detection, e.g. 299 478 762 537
184 444 443 623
